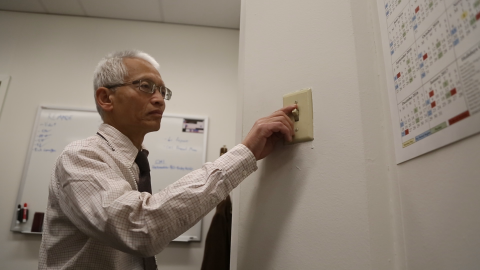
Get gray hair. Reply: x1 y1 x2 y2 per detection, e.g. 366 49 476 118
93 49 161 118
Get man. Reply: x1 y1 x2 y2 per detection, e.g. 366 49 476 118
39 50 296 269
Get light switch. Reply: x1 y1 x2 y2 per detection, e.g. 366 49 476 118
283 88 314 144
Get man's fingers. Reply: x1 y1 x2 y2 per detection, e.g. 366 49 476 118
263 122 293 142
242 105 299 160
277 104 298 115
257 115 295 136
259 108 296 134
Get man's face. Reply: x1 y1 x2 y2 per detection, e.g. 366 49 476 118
109 58 166 136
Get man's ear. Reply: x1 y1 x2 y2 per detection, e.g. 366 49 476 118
96 87 114 113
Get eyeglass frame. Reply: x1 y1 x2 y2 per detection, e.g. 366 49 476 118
105 79 172 100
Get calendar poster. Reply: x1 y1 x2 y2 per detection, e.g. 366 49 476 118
376 0 480 163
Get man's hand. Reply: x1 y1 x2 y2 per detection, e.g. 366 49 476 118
242 104 297 160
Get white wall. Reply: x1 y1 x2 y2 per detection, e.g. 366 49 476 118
0 11 239 270
235 0 480 269
237 0 379 269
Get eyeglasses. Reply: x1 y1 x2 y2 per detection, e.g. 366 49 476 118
106 79 172 100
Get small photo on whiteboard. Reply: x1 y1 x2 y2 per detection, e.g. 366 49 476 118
182 119 204 133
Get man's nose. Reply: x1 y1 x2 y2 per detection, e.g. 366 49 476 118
151 88 165 104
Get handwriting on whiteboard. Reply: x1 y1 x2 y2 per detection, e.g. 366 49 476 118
33 114 73 153
151 165 194 171
152 159 194 171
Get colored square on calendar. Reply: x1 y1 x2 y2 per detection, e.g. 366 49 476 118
429 90 434 97
431 101 436 108
405 129 409 135
451 88 457 96
448 111 471 125
423 53 428 60
415 6 420 13
476 12 480 20
397 72 401 78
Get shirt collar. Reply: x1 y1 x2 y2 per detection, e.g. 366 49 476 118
97 123 149 166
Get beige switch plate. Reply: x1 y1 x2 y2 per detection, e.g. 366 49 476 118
283 88 314 144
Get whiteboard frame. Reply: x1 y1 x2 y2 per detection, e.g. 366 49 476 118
0 75 11 118
11 106 210 243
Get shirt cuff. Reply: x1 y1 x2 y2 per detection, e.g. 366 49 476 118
214 144 257 188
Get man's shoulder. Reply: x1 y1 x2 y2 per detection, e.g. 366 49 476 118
63 135 99 152
58 135 105 161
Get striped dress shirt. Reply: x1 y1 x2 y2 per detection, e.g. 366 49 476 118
39 123 257 269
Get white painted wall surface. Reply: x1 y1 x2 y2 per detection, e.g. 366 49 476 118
235 0 480 269
237 0 379 269
0 11 239 270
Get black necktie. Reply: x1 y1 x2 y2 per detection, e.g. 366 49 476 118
134 150 157 270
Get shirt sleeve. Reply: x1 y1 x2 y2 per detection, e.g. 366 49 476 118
54 143 257 257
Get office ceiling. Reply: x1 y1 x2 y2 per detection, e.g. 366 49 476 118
0 0 241 29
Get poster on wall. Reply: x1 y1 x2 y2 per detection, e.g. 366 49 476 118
376 0 480 163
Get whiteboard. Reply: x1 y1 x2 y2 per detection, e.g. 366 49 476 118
11 106 208 242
